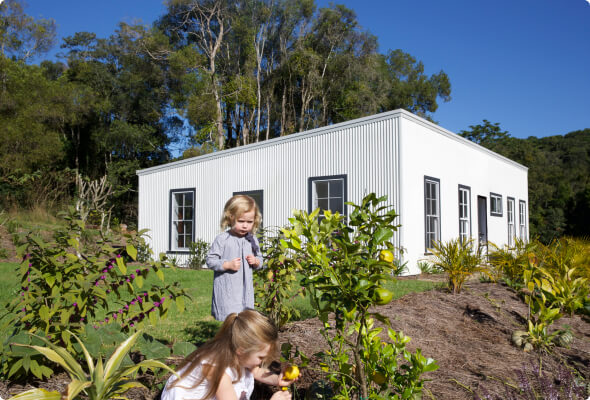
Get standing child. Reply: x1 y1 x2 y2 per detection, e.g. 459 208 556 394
160 310 297 400
207 195 263 321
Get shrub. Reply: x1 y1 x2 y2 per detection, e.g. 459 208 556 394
488 237 536 286
428 238 486 294
281 193 438 400
254 227 303 328
187 239 210 269
0 207 189 380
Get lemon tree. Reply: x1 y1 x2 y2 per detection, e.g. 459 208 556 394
281 193 437 400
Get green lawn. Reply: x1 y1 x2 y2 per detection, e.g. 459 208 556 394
0 262 439 345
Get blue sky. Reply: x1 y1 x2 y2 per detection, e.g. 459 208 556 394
23 0 590 139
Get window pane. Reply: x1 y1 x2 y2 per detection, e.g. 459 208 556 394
175 193 184 207
331 199 343 214
185 207 193 221
184 193 193 207
176 221 184 234
317 198 329 210
330 180 343 197
315 181 329 198
184 221 192 235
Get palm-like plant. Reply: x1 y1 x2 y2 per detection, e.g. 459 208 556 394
428 238 486 294
9 330 176 400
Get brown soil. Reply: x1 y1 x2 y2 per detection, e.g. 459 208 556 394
1 277 588 400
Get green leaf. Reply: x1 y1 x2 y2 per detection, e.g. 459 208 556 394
175 296 185 313
126 244 138 261
116 256 127 274
173 341 197 357
7 388 62 399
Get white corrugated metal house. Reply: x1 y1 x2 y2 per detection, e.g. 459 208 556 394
137 109 529 274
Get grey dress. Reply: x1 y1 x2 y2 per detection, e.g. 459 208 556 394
206 231 263 321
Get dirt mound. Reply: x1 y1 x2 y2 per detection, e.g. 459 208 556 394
1 280 588 399
277 280 590 399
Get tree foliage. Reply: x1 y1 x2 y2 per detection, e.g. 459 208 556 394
460 122 590 242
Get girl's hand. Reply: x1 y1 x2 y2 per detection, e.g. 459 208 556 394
223 258 241 271
245 254 260 267
278 371 300 388
270 390 291 400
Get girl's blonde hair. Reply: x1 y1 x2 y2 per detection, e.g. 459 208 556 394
220 195 262 233
171 309 278 399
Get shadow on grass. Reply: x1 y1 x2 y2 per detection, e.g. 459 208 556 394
183 320 222 346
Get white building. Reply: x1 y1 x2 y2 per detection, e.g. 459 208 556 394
137 109 528 274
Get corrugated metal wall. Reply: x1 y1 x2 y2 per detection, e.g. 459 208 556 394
138 113 401 265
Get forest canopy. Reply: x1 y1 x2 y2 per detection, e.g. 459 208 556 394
0 0 588 240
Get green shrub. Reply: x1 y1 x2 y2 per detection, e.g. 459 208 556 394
0 207 189 380
254 227 303 328
187 239 210 269
488 237 536 286
428 238 486 294
281 193 437 400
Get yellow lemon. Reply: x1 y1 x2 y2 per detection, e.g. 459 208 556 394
284 365 300 380
379 250 394 263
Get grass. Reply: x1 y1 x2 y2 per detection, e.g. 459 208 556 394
0 262 439 346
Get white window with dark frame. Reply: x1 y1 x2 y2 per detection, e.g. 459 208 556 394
507 197 515 247
169 189 195 252
458 185 471 243
308 175 347 221
519 200 527 241
424 176 440 252
233 190 264 229
490 192 503 217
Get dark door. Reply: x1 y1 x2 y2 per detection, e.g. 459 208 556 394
477 196 488 251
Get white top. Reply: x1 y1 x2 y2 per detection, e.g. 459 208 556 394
161 361 254 400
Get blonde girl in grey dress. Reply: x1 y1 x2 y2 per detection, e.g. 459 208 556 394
206 195 263 321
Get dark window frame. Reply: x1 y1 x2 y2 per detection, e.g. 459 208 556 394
458 184 472 243
168 188 196 254
424 176 441 254
490 192 503 217
307 174 348 219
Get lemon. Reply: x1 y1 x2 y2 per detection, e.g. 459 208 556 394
372 372 387 385
283 365 300 380
379 250 394 263
374 288 393 305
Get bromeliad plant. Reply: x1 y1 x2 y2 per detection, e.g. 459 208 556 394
1 207 189 379
428 238 487 294
281 193 438 400
8 330 176 400
254 227 304 328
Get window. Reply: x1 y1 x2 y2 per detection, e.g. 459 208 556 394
507 197 515 247
308 175 347 221
424 176 440 252
169 189 195 252
490 192 503 217
233 190 264 228
458 185 471 243
519 200 527 241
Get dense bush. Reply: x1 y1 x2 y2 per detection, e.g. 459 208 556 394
0 208 189 380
